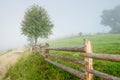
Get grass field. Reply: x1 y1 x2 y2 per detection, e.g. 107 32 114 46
50 34 120 54
49 34 120 80
4 34 120 80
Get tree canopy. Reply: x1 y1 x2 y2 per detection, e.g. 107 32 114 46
21 5 53 45
101 5 120 33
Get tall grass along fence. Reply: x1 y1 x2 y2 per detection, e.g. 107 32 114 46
35 39 120 80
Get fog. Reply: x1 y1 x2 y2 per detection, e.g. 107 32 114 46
0 0 120 51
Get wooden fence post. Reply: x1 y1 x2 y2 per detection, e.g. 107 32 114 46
45 43 49 58
39 43 42 53
84 39 93 80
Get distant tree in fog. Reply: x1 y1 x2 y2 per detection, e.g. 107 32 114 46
101 5 120 33
78 32 82 36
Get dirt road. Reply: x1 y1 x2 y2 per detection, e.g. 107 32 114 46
0 48 25 79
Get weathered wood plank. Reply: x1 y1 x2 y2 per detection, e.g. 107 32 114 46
47 45 84 52
84 39 93 80
82 68 120 80
80 53 120 62
45 59 84 79
50 54 85 65
45 43 50 58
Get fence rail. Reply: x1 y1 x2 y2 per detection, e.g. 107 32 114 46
36 39 120 80
81 68 120 80
80 53 120 62
45 59 84 79
47 45 84 52
50 54 85 65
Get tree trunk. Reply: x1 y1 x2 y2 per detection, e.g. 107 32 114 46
32 37 38 50
34 37 38 46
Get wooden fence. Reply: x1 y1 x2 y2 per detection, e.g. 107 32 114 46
35 39 120 80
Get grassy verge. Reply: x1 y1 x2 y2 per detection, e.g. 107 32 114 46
3 52 79 80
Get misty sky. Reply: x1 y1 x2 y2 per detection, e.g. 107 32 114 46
0 0 120 50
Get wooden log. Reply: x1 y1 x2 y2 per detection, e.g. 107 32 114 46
45 59 84 79
47 45 84 52
84 39 93 80
80 53 120 62
81 68 120 80
45 43 49 58
38 44 42 53
50 54 85 65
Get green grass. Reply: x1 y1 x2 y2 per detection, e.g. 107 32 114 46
3 52 79 80
50 34 120 54
4 34 120 80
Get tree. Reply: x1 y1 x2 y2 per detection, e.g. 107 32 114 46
78 32 82 36
101 5 120 33
21 5 53 46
